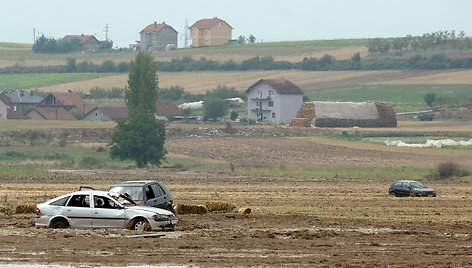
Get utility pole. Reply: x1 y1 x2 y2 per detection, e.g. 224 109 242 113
104 24 109 41
33 28 35 45
184 19 188 48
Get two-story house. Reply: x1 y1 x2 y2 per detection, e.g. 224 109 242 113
246 79 304 124
140 22 178 51
4 89 44 115
38 90 96 115
189 17 232 47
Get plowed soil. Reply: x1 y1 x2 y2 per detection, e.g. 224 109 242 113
1 136 471 267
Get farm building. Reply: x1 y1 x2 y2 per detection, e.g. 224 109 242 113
156 99 184 120
289 101 397 128
246 78 304 124
83 106 128 121
62 34 101 51
140 22 178 51
189 17 233 47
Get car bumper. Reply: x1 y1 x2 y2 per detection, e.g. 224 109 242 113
150 217 178 231
34 215 50 227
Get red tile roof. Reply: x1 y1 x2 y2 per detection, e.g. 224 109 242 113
62 34 100 44
28 107 77 120
189 18 233 30
247 79 304 95
140 22 177 33
156 99 184 116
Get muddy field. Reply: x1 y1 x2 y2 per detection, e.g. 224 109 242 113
1 135 472 267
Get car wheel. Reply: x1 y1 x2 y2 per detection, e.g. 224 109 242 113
50 218 69 229
131 218 150 232
389 191 396 197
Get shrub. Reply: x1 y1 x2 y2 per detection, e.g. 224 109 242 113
425 161 469 180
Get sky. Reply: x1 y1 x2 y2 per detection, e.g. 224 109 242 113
1 0 471 48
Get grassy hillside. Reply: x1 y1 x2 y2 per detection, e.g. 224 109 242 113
0 73 115 91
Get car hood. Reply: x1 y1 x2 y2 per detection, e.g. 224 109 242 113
125 205 174 216
413 187 435 192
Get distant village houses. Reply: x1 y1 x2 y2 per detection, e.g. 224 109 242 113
62 34 101 51
139 22 178 51
189 17 233 47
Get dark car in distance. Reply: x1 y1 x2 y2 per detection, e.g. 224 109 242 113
109 180 174 212
388 180 436 197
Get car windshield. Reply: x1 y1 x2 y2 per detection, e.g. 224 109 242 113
109 186 143 201
410 181 425 188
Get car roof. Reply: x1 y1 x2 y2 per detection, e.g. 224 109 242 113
112 180 161 186
393 180 420 183
71 190 112 196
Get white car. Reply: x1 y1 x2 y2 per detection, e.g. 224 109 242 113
35 189 178 231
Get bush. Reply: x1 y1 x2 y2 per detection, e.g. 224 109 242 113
425 161 469 180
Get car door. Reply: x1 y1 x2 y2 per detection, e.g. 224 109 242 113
399 182 411 197
144 184 166 208
64 193 93 228
92 194 126 228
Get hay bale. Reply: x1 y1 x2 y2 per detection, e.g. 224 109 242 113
292 101 397 128
238 207 251 214
204 201 237 213
15 203 37 214
175 204 208 215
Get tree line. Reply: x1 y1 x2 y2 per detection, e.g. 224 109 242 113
366 31 472 55
3 53 471 75
32 35 112 53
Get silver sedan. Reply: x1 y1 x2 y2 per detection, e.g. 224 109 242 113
35 190 178 231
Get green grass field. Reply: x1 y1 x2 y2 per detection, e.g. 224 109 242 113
0 73 115 90
304 84 472 112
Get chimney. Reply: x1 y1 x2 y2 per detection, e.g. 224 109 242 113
154 22 157 27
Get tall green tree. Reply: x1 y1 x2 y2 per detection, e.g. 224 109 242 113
109 52 166 168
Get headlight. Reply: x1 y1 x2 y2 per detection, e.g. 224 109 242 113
152 214 170 221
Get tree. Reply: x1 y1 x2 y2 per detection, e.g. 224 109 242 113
351 52 361 63
203 98 228 120
230 111 239 121
237 35 246 44
108 52 166 168
247 34 256 43
424 92 436 107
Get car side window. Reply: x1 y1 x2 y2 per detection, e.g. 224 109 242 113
50 196 70 206
401 183 410 190
67 194 90 207
145 186 155 200
151 184 164 197
94 195 119 209
393 182 401 188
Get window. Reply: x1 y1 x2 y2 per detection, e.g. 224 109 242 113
219 22 224 27
13 105 17 112
268 101 274 107
50 196 69 206
272 112 276 118
67 194 90 207
256 90 262 98
204 30 208 35
94 195 119 209
204 39 208 43
269 90 274 95
95 112 98 117
145 186 155 200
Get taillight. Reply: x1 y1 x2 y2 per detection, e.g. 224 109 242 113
36 207 41 216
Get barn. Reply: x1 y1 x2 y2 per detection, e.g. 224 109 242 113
289 101 397 128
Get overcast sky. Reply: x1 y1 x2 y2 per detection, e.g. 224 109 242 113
1 0 471 48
